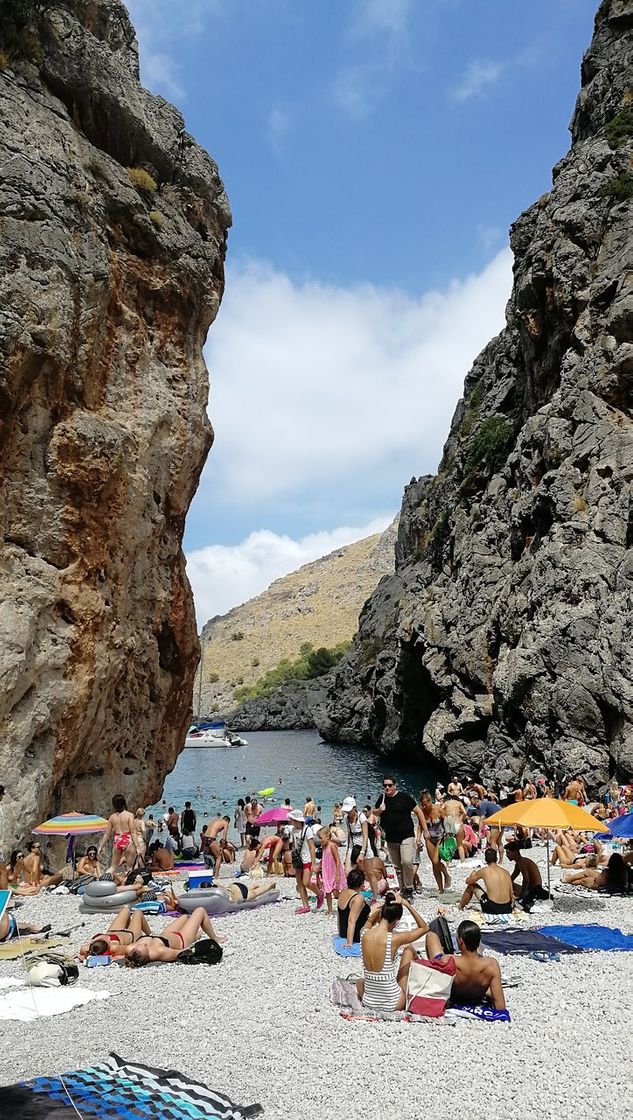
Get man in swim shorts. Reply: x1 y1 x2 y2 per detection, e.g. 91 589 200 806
457 849 514 913
425 919 506 1009
506 841 550 911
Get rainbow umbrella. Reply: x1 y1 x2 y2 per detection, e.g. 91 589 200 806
33 812 108 836
33 812 108 868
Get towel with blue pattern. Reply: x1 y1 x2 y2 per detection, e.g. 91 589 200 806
332 935 362 957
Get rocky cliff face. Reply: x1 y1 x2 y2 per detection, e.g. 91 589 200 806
196 520 397 722
317 0 633 791
0 0 230 848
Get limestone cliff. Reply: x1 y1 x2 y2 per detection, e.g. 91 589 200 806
317 0 633 791
196 521 397 726
0 0 230 848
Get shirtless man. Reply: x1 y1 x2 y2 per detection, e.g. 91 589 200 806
149 840 175 872
457 849 514 914
505 841 550 911
564 776 586 805
208 815 231 878
447 777 463 799
245 798 262 840
425 919 506 1010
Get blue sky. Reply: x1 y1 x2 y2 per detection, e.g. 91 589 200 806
126 0 597 622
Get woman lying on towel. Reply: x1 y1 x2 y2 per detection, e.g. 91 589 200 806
125 907 225 967
80 904 152 958
562 852 629 892
356 892 429 1012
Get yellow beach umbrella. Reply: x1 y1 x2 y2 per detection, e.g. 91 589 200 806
485 799 610 833
484 798 609 895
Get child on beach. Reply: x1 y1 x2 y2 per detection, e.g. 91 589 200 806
318 826 346 915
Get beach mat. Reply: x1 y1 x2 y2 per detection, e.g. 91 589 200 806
330 978 509 1023
0 936 69 961
332 935 361 958
0 981 109 1022
538 924 633 952
481 929 583 956
0 1052 263 1118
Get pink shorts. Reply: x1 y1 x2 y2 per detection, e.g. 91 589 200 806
114 833 131 852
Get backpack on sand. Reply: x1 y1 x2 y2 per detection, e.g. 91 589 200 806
177 939 223 965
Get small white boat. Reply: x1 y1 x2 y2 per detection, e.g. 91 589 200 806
184 724 248 749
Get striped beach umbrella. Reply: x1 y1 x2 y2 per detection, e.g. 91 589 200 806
33 812 108 835
33 812 109 867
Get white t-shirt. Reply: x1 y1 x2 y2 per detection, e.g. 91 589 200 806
348 812 375 858
293 825 316 863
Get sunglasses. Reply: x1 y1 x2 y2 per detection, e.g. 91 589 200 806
383 782 394 788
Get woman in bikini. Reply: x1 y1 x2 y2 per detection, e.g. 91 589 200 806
418 791 450 894
124 906 224 967
80 904 151 959
98 794 138 875
132 808 147 865
76 845 103 879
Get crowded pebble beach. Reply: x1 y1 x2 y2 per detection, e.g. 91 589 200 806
1 777 632 1120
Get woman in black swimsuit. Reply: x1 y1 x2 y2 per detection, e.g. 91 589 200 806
80 905 151 958
336 868 371 946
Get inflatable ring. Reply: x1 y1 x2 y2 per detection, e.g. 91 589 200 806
85 880 120 898
80 890 138 912
178 888 280 916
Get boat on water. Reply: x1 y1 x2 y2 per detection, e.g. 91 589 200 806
184 722 248 748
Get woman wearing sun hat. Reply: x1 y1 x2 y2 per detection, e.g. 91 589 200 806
288 810 318 914
342 797 380 901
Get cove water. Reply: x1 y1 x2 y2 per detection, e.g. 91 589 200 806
148 729 438 823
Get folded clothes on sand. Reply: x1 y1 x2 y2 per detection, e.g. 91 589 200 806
332 936 362 958
537 924 633 952
0 1052 263 1119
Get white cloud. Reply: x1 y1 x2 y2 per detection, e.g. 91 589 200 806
125 0 221 102
452 59 504 102
331 67 373 118
350 0 413 39
202 248 512 507
265 106 292 149
187 518 392 624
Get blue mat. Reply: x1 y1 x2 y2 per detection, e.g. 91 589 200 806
538 924 633 952
332 935 362 957
0 1052 262 1118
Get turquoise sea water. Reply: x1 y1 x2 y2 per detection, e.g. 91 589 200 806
148 729 439 824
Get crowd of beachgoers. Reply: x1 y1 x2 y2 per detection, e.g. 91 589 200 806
1 772 631 1011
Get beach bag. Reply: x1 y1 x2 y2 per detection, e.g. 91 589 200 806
25 950 79 988
291 830 307 870
429 914 454 954
177 939 223 966
406 956 455 1017
438 835 457 862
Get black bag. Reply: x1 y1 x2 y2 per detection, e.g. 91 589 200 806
177 938 223 965
291 829 307 870
350 844 362 865
429 915 454 954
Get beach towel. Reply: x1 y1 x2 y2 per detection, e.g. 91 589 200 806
480 929 583 955
538 924 633 952
332 935 361 958
330 978 507 1024
0 936 69 961
445 1004 511 1023
0 983 109 1021
0 1052 263 1119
